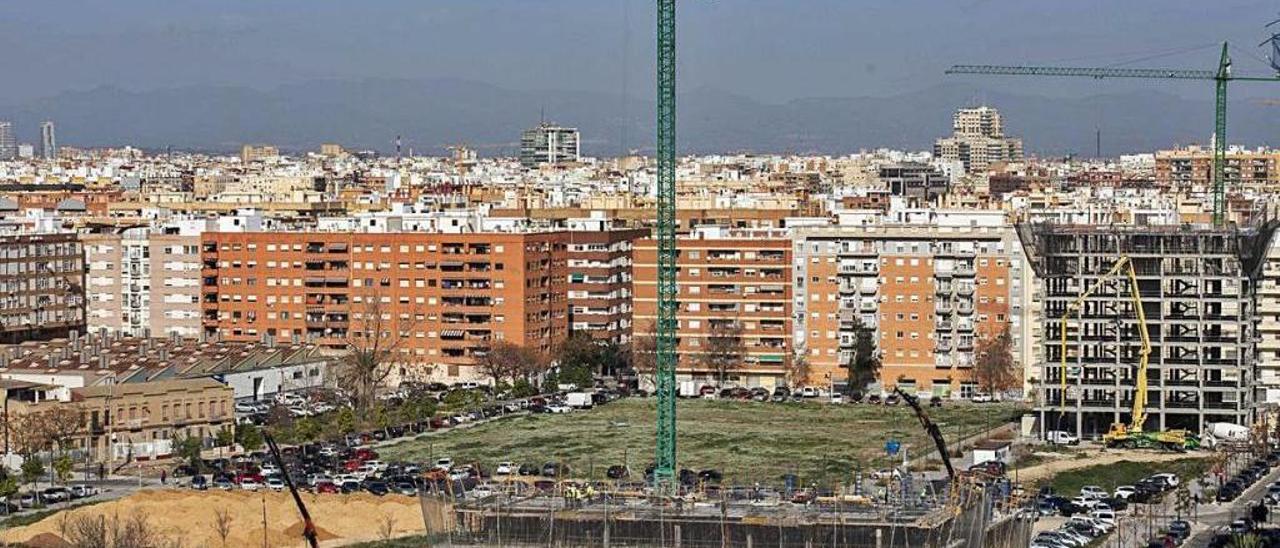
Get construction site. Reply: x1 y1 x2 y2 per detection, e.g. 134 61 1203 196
1019 222 1278 440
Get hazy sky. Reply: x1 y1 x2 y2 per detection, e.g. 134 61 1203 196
2 0 1277 105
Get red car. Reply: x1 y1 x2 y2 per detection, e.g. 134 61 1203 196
342 459 363 472
233 472 264 485
354 448 379 461
314 481 339 494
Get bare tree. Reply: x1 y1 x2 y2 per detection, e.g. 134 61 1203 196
700 319 745 386
212 507 234 548
973 324 1017 394
378 512 397 541
338 294 419 417
42 404 86 456
787 343 812 389
630 322 658 390
64 510 168 548
476 340 545 386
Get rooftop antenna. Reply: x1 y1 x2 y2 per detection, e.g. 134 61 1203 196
395 135 402 159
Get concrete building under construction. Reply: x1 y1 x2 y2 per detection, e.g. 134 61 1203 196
1020 223 1276 438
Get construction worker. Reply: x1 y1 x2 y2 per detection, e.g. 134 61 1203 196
584 484 596 504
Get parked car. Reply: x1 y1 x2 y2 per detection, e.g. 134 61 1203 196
495 462 516 476
265 477 286 492
1046 430 1080 445
190 475 209 490
971 393 993 403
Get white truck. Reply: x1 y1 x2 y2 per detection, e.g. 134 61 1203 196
1202 422 1251 448
678 381 699 398
566 392 595 409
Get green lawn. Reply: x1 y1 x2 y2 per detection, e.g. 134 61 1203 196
1045 458 1211 496
379 398 1024 486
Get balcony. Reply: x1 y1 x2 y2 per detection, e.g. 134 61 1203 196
953 263 976 277
956 285 975 297
936 340 952 352
956 302 974 315
935 284 953 295
935 301 952 314
936 319 953 331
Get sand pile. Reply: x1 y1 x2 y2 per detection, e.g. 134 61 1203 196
0 489 427 547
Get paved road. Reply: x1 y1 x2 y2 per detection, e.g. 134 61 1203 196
1181 458 1280 547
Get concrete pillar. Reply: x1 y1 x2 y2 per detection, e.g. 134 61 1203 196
876 529 883 548
673 525 681 548
746 533 753 548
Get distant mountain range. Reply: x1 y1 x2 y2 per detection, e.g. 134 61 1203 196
2 78 1277 157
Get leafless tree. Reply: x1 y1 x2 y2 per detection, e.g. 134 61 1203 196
378 512 397 541
41 404 86 456
630 322 658 390
700 319 745 386
787 343 812 389
338 293 419 417
476 340 544 386
63 510 173 548
211 507 234 548
974 324 1017 394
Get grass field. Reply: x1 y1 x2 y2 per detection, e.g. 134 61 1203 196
380 398 1023 486
1045 457 1211 496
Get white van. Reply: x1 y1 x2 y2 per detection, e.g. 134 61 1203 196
566 392 594 409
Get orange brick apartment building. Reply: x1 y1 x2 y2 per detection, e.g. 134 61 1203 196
633 229 793 388
200 231 569 381
792 225 1032 397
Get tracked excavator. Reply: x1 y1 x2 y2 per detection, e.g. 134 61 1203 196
1058 256 1197 451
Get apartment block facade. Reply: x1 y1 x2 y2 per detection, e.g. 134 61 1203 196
200 231 568 382
793 225 1031 396
1022 225 1270 438
1155 146 1280 189
83 229 203 338
633 230 793 387
564 226 647 344
1254 233 1280 404
0 233 84 343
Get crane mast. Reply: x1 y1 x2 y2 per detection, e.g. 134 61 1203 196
654 0 678 493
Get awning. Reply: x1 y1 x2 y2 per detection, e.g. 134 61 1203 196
326 243 349 252
758 354 784 364
440 330 464 338
304 277 324 284
441 261 463 268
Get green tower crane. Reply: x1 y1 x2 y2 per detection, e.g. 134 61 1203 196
947 42 1280 227
653 0 678 493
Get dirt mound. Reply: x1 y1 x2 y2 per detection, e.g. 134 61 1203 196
284 520 341 541
17 532 71 548
0 489 426 547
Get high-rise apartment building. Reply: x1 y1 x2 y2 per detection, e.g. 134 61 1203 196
240 144 280 164
793 222 1031 396
200 231 569 382
1022 224 1270 438
633 229 793 388
0 122 15 161
83 228 204 339
39 121 56 160
520 124 580 168
563 220 646 344
0 233 85 342
934 106 1023 175
1255 235 1280 404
